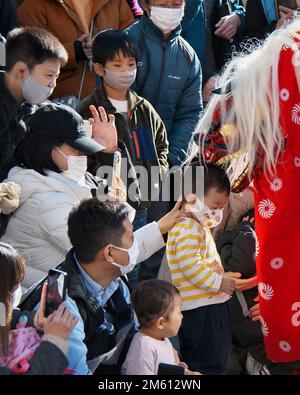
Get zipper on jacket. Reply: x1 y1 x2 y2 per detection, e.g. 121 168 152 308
153 41 167 108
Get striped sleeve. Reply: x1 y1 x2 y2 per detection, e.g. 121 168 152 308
169 222 223 293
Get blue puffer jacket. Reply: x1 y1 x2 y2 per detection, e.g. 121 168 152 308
124 15 202 166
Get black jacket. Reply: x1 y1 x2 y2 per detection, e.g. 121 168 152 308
19 249 137 372
0 70 21 180
0 0 17 38
216 218 262 347
244 0 277 41
59 250 135 363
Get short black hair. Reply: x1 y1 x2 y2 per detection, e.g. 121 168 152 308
131 280 180 329
182 161 230 199
6 27 68 71
92 29 138 66
14 133 63 175
68 199 129 263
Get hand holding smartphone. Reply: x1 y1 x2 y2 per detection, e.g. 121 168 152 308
112 151 122 189
45 269 67 317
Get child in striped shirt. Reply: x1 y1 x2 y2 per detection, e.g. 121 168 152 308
167 163 240 375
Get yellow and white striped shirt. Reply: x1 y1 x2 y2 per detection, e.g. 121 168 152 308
166 217 230 311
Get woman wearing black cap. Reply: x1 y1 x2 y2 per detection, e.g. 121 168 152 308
1 103 184 292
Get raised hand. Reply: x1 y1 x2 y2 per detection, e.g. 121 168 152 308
88 105 118 153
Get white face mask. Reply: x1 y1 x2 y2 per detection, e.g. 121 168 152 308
187 197 223 228
111 239 139 276
56 147 87 183
150 5 185 34
103 68 137 91
22 74 54 105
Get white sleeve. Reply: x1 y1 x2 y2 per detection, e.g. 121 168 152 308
134 222 165 264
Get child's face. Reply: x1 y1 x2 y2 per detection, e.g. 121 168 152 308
95 51 137 76
161 294 183 338
204 187 229 211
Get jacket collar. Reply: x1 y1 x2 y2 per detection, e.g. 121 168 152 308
61 249 90 302
93 82 144 113
138 14 182 44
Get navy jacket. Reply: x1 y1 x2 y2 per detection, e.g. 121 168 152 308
124 15 202 166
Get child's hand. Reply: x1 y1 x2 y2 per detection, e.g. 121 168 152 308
157 199 188 235
242 215 255 224
43 303 78 340
108 176 126 202
235 275 258 291
249 296 260 322
88 105 118 153
220 273 237 295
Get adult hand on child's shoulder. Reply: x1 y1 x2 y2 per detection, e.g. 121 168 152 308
157 199 188 235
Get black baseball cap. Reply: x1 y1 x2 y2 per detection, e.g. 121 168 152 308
27 103 105 154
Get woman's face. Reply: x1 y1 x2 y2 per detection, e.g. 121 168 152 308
51 143 82 171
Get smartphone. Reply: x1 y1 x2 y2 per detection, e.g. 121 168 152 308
45 269 67 317
111 151 122 189
277 0 297 9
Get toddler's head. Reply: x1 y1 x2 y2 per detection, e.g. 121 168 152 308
131 280 182 338
182 162 230 228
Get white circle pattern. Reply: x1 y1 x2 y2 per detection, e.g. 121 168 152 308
280 88 289 101
260 316 269 337
270 178 283 192
258 199 276 219
270 257 284 270
294 157 300 167
279 341 291 353
291 104 300 125
258 282 274 301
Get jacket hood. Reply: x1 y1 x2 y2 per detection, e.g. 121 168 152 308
5 167 91 206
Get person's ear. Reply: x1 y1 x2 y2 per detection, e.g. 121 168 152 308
103 244 114 263
12 61 30 81
156 316 165 330
94 63 105 77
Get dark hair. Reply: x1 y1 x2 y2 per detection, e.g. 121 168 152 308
14 134 63 176
68 199 129 263
182 161 230 200
6 27 68 71
131 280 180 329
92 29 138 66
0 243 25 356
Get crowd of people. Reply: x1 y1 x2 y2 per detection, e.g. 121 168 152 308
0 0 299 376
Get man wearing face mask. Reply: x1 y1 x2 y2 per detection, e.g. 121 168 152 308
124 0 202 168
166 163 257 374
21 197 187 374
61 199 153 375
0 27 68 182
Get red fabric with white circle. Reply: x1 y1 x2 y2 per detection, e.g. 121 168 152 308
254 43 300 362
